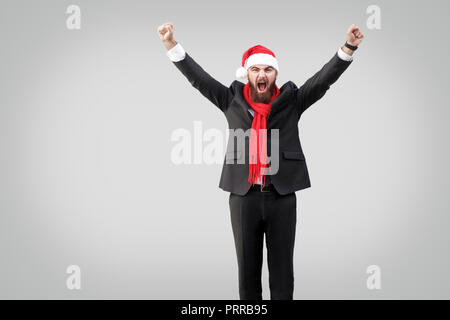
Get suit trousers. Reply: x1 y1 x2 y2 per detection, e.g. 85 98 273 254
229 185 297 300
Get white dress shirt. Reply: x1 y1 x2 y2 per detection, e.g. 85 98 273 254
167 43 355 185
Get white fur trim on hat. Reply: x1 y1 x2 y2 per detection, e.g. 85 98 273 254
244 53 279 72
235 53 279 80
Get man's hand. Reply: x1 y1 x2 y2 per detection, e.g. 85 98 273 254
341 24 364 55
346 24 364 46
157 22 177 51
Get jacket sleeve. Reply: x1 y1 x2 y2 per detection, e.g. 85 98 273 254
295 52 352 117
172 52 234 112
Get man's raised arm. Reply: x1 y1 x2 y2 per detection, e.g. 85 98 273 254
295 24 364 117
158 22 233 112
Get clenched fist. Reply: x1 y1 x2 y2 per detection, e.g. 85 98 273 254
346 24 364 47
158 22 174 41
158 22 177 51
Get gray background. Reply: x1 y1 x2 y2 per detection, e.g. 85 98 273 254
0 0 449 299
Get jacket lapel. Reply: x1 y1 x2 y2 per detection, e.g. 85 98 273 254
233 83 253 125
267 82 292 120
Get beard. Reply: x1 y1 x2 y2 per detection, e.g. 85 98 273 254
249 79 276 104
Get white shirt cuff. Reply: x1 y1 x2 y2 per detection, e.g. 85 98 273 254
337 47 353 61
166 43 186 62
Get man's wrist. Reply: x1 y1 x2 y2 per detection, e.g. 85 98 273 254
341 45 354 56
163 39 177 51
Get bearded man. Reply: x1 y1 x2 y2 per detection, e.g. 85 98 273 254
158 22 364 300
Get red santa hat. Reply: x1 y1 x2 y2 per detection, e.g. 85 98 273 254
236 45 279 81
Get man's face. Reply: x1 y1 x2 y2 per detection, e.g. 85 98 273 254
247 64 278 103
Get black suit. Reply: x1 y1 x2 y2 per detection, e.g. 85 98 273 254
171 50 352 299
172 52 352 195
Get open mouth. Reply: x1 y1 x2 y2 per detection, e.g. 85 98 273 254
257 81 267 93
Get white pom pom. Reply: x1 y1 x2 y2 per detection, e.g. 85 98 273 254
235 66 248 81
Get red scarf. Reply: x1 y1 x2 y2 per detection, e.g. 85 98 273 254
243 82 280 187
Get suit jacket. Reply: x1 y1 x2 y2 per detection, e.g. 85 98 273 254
172 52 352 195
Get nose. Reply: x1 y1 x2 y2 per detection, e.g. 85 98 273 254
257 70 268 79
